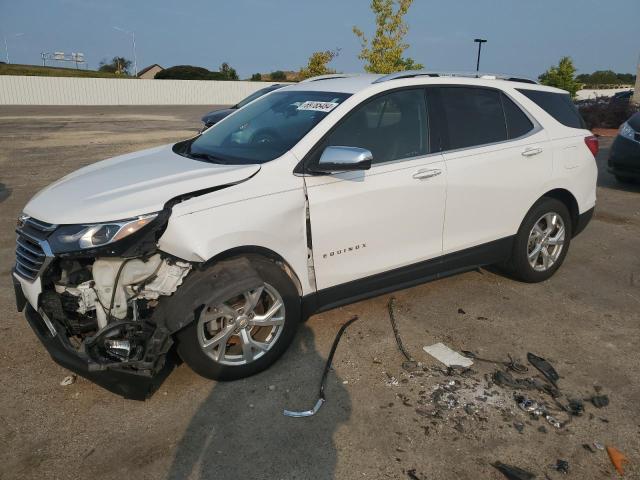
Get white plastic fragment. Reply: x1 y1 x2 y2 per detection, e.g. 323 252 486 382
422 343 474 368
60 375 76 386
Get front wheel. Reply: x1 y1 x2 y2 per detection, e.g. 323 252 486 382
176 256 300 381
507 198 572 283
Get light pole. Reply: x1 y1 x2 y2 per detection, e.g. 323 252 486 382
113 26 138 76
3 32 25 64
474 38 487 72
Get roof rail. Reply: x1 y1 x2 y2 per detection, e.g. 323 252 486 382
300 73 360 83
372 70 537 85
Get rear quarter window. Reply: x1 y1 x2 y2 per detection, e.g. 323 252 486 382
517 89 586 129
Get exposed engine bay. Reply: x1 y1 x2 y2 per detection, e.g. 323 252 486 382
40 254 191 367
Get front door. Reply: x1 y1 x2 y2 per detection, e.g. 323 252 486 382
304 88 447 291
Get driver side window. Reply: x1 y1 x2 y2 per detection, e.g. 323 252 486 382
324 89 430 165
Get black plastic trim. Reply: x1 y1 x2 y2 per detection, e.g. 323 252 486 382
302 236 514 319
574 207 594 237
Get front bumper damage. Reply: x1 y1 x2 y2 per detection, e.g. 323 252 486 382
22 301 174 400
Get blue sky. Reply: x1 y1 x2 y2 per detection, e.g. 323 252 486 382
1 0 638 79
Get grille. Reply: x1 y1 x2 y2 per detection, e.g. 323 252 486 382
15 217 56 281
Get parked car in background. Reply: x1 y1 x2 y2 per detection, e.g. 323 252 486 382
200 84 285 131
609 111 640 183
13 72 597 398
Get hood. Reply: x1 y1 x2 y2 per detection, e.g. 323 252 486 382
24 144 260 224
202 108 235 125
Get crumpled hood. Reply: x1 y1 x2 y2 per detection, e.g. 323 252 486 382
24 144 260 224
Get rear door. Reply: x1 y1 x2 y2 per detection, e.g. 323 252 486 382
435 86 553 254
304 88 446 290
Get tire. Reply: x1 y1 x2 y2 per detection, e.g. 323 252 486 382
175 255 300 381
507 197 572 283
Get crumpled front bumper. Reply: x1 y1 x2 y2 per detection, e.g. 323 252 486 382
22 302 174 400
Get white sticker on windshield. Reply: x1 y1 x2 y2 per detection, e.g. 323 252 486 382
297 101 339 112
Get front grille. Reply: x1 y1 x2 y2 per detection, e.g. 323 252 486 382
15 217 56 281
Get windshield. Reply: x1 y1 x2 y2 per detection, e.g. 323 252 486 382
185 90 351 164
236 87 275 109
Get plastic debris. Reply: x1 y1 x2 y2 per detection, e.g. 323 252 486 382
283 315 359 418
589 394 609 408
423 343 473 368
491 461 536 480
606 446 628 475
554 459 569 474
527 353 559 387
60 375 76 386
545 414 563 429
462 350 528 373
593 441 605 450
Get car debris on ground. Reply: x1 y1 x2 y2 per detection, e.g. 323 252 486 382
283 316 359 418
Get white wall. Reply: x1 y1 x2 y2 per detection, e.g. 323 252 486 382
575 87 633 101
0 76 283 105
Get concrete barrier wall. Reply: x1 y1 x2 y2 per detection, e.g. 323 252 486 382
0 76 284 105
575 88 633 101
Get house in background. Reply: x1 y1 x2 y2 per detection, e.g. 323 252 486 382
137 64 164 79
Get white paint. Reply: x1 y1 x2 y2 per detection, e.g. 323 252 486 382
0 75 284 105
423 343 474 367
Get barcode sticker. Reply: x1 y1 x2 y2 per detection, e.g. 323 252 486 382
297 101 339 112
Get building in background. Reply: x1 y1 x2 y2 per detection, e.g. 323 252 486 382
137 64 164 79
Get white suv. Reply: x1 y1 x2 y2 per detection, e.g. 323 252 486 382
13 72 598 398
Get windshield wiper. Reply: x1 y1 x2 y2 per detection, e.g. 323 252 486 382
187 151 226 164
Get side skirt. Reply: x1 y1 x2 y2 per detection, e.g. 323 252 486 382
301 236 514 319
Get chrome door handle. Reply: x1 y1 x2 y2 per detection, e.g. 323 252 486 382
522 147 543 157
413 168 442 180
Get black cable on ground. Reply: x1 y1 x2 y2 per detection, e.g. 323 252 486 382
387 296 414 363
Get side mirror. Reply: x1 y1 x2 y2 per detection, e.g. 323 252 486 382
313 146 373 174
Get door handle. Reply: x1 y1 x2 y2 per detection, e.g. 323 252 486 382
521 147 543 157
412 168 442 180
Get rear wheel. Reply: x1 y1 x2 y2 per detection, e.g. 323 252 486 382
507 198 572 283
176 256 300 380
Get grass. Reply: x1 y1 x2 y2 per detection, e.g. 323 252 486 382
0 63 130 79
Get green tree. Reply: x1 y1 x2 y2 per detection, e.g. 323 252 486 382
538 56 580 98
99 56 132 75
298 48 340 80
270 70 287 81
250 73 262 81
219 62 239 80
353 0 423 74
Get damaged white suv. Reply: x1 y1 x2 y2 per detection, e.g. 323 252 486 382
13 72 598 399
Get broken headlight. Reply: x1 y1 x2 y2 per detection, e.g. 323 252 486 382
49 213 158 254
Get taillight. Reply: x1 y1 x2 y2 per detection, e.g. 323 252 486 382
584 135 599 157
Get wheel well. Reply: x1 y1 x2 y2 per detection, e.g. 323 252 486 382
541 189 579 234
203 246 304 296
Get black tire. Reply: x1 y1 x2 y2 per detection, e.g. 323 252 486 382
175 255 300 381
507 197 572 283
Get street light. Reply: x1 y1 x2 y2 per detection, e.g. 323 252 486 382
3 32 25 64
474 38 487 72
113 26 137 76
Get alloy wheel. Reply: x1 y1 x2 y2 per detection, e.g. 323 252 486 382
527 212 566 272
197 283 285 366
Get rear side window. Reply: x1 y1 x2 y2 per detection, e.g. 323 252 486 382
438 87 507 150
517 89 585 129
501 93 534 139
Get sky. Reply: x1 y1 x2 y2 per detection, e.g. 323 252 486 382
1 0 638 79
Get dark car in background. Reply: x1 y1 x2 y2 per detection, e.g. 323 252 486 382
608 112 640 183
200 84 285 131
